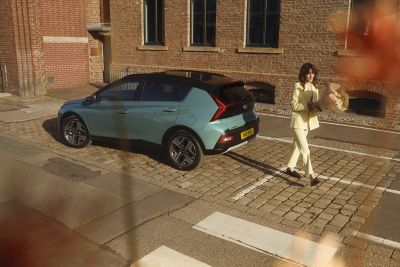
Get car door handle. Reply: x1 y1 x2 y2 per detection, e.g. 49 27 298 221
163 107 177 112
118 110 129 114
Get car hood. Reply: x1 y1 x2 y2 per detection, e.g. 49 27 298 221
63 98 87 106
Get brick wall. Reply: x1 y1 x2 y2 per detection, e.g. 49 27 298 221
0 0 92 94
0 0 18 94
86 0 105 84
37 0 89 89
109 0 400 126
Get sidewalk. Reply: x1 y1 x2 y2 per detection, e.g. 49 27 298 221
0 84 100 123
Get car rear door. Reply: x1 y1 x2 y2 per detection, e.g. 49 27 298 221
124 77 189 144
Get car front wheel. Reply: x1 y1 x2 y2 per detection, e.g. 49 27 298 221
166 130 204 171
61 115 90 148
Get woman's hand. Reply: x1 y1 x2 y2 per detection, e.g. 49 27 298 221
308 101 321 112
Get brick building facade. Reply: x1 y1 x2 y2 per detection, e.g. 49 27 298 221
108 0 400 127
0 0 105 96
1 0 399 127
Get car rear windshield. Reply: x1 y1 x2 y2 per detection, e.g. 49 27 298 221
213 84 254 104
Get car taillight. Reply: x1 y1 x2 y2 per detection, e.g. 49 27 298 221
218 135 235 143
211 97 227 121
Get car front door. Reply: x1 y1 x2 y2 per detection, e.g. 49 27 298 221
80 77 142 139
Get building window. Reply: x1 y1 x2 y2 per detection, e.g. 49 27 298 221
346 0 374 49
246 0 280 48
144 0 164 45
191 0 217 46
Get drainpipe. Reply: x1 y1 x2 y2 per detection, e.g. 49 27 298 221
0 64 8 93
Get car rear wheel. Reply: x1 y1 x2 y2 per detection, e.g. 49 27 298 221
61 115 90 148
166 130 204 171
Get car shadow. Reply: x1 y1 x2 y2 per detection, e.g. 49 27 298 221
42 118 63 143
224 151 304 187
42 118 168 165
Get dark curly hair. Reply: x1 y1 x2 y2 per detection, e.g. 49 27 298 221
298 63 318 86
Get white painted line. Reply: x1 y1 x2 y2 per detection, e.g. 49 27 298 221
353 232 400 250
257 136 400 162
194 212 337 267
233 167 286 200
258 113 400 135
317 174 400 195
131 246 212 267
222 140 248 153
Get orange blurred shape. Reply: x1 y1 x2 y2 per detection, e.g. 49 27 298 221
338 2 400 86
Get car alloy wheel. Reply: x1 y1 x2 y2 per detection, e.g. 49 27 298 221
62 115 90 148
167 130 203 171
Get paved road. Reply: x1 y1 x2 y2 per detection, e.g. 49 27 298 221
0 113 400 266
259 113 400 151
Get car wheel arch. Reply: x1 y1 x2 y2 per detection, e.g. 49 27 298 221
162 125 206 152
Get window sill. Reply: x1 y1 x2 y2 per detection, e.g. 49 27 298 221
336 50 365 57
182 46 221 53
137 45 168 51
237 47 283 54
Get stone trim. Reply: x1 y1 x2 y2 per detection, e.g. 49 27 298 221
182 46 222 53
42 36 88 43
336 50 365 57
237 47 284 54
137 45 169 51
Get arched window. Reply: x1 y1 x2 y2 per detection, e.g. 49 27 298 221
348 90 385 117
245 81 275 104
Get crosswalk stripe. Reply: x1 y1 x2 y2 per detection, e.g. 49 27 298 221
352 231 400 250
194 212 337 267
233 167 286 200
131 246 211 267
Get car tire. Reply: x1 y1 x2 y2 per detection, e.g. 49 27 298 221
166 130 204 171
61 115 91 148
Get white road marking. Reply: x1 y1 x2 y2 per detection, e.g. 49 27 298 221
232 169 400 201
258 113 400 135
194 212 337 267
257 135 400 162
233 167 286 200
317 174 400 195
352 232 400 250
131 246 211 267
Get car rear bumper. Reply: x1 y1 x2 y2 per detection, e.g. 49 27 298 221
210 117 260 153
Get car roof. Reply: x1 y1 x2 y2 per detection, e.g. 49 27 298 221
125 70 244 91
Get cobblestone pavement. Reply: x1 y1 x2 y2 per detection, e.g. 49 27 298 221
1 116 400 264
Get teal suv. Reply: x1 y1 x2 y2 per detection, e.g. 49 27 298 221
58 71 259 170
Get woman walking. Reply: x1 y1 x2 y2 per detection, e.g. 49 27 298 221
285 63 321 186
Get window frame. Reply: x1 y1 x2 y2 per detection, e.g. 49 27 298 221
97 77 143 102
138 78 192 102
246 0 280 48
144 0 165 45
190 0 217 46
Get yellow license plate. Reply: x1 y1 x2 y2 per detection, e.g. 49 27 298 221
240 128 254 140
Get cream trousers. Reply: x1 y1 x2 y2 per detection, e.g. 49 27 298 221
287 128 313 175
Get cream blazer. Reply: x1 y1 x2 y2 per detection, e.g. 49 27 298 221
290 82 320 130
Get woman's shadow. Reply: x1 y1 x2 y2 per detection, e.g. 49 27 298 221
225 151 304 187
42 118 168 165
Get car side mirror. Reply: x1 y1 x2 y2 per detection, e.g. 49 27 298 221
86 94 99 103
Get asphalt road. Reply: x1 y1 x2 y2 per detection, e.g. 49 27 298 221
258 113 400 151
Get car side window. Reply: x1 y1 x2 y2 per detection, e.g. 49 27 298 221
99 79 141 101
140 79 191 101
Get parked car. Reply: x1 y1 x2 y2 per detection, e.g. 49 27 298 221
58 70 260 170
